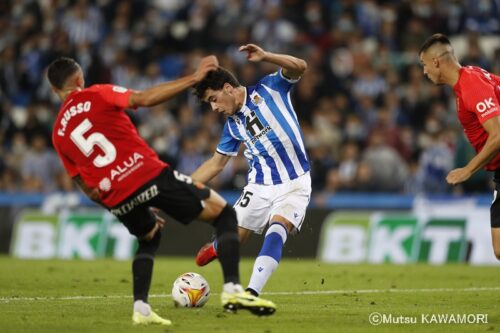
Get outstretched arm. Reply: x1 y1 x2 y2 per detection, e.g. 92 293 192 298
191 152 232 184
239 44 307 80
129 56 218 108
447 115 500 185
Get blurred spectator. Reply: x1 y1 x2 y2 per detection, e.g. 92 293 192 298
61 0 103 46
0 0 497 195
453 133 492 194
413 117 454 194
464 0 500 34
21 133 62 192
176 136 206 176
251 5 296 53
461 32 492 70
360 130 409 192
493 48 500 74
324 141 360 192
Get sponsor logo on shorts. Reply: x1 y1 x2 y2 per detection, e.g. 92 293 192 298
110 185 159 216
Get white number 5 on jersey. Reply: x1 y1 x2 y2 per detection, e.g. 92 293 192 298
71 118 117 167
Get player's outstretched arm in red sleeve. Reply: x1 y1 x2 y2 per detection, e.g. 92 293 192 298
128 56 218 108
446 94 500 185
448 114 500 182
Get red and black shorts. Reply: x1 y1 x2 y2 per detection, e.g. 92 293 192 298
109 167 211 237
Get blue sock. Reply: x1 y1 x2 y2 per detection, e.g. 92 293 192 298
247 223 288 295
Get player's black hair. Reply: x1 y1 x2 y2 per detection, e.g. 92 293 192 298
47 57 80 89
193 67 240 99
419 33 452 55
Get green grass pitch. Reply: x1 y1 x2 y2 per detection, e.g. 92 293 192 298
0 256 499 333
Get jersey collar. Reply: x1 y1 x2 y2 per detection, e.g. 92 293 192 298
61 89 80 109
232 86 248 118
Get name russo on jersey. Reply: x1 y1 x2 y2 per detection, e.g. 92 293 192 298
57 101 92 137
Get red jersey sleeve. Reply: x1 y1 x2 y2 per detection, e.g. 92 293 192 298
462 74 500 124
98 84 133 109
53 142 79 177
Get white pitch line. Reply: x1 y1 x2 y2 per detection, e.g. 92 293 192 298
264 286 500 295
1 286 500 303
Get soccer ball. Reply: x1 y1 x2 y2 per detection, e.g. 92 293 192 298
171 272 210 307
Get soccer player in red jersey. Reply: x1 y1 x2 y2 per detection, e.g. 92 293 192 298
419 34 500 260
47 57 276 325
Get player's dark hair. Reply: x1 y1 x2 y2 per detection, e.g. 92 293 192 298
47 57 80 89
419 33 452 55
193 67 240 99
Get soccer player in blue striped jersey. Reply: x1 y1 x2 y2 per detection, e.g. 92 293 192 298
192 44 311 297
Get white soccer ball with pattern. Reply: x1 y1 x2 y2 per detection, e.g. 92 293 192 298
171 272 210 307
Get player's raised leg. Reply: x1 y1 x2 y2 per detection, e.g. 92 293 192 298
195 241 218 266
246 216 292 296
199 189 276 315
198 189 240 288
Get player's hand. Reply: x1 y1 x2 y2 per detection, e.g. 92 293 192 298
140 208 166 241
446 168 472 185
86 187 101 202
150 207 166 229
194 55 219 82
239 44 267 62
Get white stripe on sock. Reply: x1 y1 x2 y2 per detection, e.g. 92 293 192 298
267 223 288 243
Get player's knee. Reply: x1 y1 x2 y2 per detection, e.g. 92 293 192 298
493 237 500 260
198 189 228 221
140 228 153 242
494 247 500 261
238 227 252 244
213 204 238 237
269 217 294 234
492 230 500 260
265 222 288 244
139 219 163 242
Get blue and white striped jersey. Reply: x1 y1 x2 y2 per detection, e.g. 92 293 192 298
216 69 310 185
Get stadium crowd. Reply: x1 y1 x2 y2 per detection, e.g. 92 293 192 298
0 0 499 197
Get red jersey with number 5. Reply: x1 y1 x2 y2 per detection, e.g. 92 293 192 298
454 66 500 171
52 84 167 207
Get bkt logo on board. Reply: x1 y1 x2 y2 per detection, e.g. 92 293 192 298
10 210 136 260
318 210 496 265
